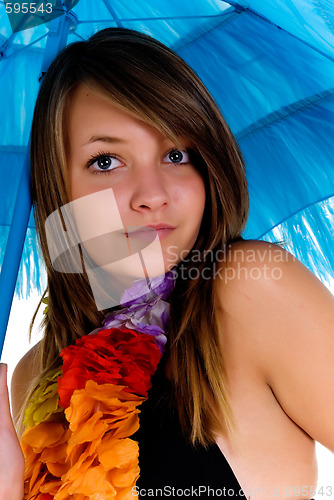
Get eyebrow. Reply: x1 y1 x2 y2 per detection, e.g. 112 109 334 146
84 136 127 146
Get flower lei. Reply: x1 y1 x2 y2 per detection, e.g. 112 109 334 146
21 271 176 499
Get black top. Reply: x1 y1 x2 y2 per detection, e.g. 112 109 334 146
133 362 246 499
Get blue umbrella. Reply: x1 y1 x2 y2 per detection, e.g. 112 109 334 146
1 0 333 355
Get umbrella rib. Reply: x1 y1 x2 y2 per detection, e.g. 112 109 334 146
0 31 16 59
257 193 334 240
102 0 124 28
77 13 234 24
236 87 334 141
222 1 334 63
171 9 238 52
71 31 86 42
0 33 48 60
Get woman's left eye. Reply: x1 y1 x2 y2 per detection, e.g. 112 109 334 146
163 149 190 164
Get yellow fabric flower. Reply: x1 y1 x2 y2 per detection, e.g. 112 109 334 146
42 296 49 315
24 367 63 428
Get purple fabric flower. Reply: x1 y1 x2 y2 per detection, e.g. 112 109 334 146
120 268 177 306
102 269 177 353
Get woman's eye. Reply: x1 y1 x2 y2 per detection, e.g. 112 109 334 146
88 155 123 173
163 149 190 164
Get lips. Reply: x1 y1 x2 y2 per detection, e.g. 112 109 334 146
143 223 176 231
124 223 176 241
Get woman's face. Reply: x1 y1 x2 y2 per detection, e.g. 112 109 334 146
65 84 206 293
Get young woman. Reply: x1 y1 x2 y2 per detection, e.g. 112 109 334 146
1 27 333 500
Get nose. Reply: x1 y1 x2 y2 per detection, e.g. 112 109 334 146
130 167 169 213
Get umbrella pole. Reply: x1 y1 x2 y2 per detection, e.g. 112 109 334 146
0 14 73 359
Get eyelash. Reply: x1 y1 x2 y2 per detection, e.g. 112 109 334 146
85 150 121 175
85 148 192 175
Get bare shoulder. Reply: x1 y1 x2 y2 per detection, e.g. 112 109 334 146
214 237 334 374
214 239 294 358
215 238 331 317
11 341 41 424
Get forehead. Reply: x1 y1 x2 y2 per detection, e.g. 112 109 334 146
67 85 147 135
66 84 191 150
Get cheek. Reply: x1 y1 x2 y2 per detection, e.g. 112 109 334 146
68 168 89 201
69 169 114 202
182 175 206 223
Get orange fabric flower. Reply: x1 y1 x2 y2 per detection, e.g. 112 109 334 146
21 420 71 499
58 381 143 499
22 380 144 499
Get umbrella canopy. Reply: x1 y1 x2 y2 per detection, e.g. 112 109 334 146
0 0 333 346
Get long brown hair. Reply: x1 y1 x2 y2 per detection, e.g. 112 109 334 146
21 28 249 444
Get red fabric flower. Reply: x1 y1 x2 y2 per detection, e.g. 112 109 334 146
58 328 161 409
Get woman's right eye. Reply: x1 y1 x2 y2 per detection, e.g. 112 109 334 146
87 154 123 174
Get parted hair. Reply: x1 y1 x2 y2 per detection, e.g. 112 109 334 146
20 27 249 444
